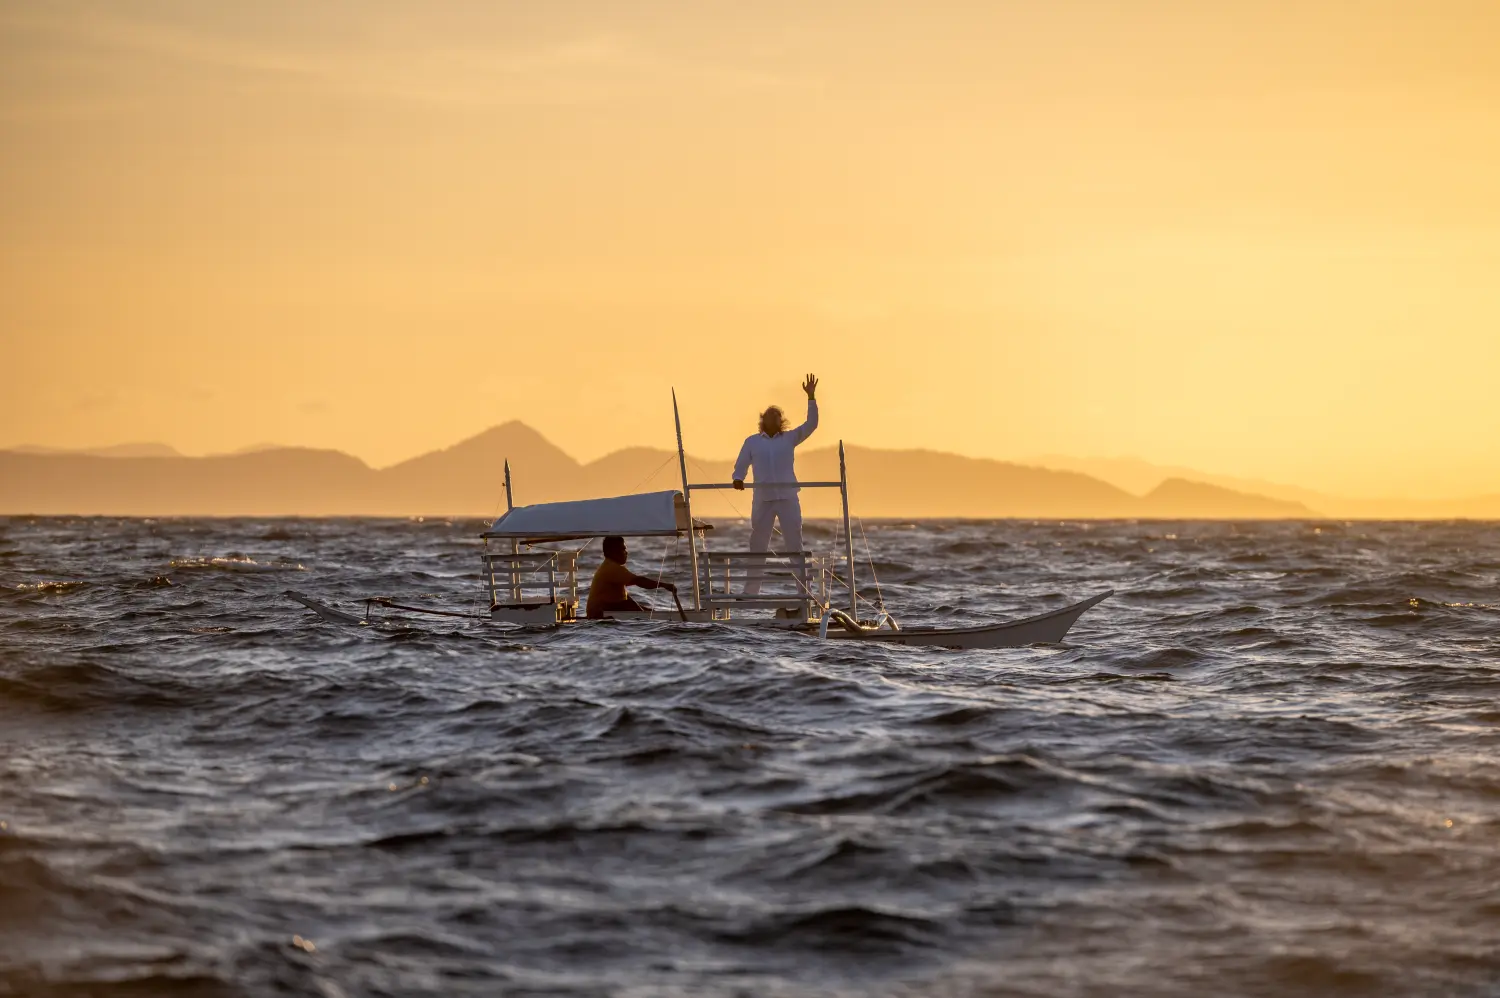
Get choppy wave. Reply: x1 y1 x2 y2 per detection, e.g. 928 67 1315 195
2 516 1499 997
168 555 305 573
11 580 87 594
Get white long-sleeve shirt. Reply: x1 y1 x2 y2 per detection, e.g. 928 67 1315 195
732 399 819 503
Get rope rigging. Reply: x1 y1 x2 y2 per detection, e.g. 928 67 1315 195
857 517 885 612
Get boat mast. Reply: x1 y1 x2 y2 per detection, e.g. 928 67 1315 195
839 441 856 616
672 389 703 611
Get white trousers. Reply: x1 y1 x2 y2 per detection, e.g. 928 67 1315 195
745 498 804 596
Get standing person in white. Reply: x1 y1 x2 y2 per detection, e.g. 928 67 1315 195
733 374 819 595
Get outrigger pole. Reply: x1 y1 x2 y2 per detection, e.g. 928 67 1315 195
672 390 703 611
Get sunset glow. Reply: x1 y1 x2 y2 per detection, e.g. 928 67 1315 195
4 1 1499 499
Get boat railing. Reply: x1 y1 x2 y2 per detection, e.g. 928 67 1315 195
480 549 578 613
697 550 848 618
688 481 844 490
683 452 855 618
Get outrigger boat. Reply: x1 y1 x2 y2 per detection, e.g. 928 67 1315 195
286 393 1112 650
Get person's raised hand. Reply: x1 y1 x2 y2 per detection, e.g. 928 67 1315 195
802 373 819 398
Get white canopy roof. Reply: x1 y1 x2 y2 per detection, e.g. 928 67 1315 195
482 490 702 541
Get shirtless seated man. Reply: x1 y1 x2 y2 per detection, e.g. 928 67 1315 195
585 535 677 618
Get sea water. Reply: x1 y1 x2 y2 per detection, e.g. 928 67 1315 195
2 517 1497 996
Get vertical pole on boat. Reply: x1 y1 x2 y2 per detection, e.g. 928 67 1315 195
672 389 703 612
483 538 496 605
504 459 519 602
840 440 857 617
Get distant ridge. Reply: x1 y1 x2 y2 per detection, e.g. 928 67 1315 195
1138 478 1308 519
3 442 181 459
0 423 1326 518
1024 453 1500 519
1026 453 1324 506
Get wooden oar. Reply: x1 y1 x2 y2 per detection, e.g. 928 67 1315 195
671 588 688 622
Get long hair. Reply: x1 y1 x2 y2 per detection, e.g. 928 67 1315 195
760 405 790 433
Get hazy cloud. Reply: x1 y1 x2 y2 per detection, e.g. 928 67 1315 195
0 4 802 117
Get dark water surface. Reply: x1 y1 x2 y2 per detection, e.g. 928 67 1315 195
2 517 1498 997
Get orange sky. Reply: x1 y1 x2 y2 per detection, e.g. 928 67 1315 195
4 1 1500 499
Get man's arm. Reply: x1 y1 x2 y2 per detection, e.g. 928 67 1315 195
628 572 675 592
791 373 820 445
732 436 753 489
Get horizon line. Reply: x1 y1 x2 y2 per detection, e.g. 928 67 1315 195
4 421 1499 510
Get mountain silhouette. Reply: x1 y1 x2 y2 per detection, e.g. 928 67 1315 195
1021 453 1500 518
1137 478 1308 518
0 423 1327 518
382 421 584 511
0 448 372 516
793 446 1132 518
5 442 182 458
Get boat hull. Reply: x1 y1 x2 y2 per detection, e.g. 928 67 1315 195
287 589 1114 650
820 590 1113 649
